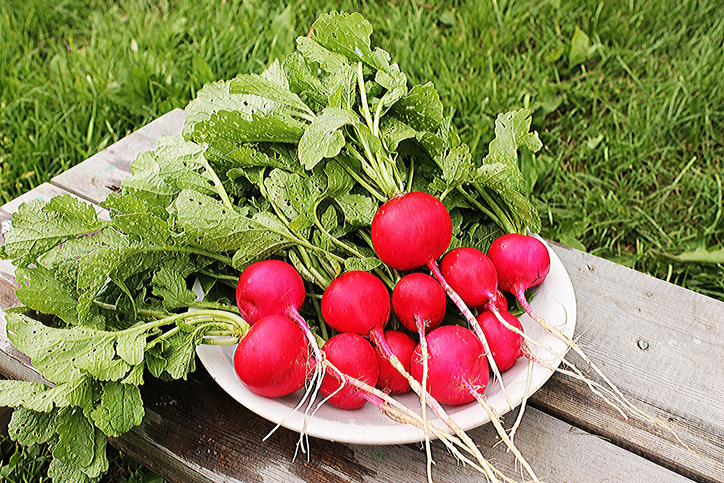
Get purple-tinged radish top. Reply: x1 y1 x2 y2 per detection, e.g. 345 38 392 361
236 259 305 325
371 192 452 271
487 234 550 294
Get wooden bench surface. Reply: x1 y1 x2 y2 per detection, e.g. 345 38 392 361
1 109 723 483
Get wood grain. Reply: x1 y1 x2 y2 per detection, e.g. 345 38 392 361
107 364 694 483
537 243 724 483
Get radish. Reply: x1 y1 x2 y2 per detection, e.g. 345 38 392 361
439 247 500 308
476 309 524 372
409 324 540 482
319 333 379 410
370 192 452 272
375 330 416 395
233 315 309 398
410 325 489 406
392 273 447 334
320 270 391 336
235 259 306 325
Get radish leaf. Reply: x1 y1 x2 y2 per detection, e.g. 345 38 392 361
3 195 106 267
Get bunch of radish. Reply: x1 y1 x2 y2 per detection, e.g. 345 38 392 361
230 191 669 483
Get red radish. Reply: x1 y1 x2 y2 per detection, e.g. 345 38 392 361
439 247 499 308
321 270 391 336
486 234 553 342
486 233 648 425
476 309 524 372
233 315 309 398
410 325 489 406
370 192 452 271
392 273 447 334
236 259 305 325
320 333 379 409
236 259 324 386
487 234 550 297
375 330 416 395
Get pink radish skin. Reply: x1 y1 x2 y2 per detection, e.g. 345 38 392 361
476 289 508 314
236 259 326 389
487 234 550 296
320 333 379 409
392 273 447 333
371 192 452 271
233 315 309 398
321 271 391 336
236 260 305 325
439 247 499 308
477 310 525 372
410 325 490 406
375 330 417 395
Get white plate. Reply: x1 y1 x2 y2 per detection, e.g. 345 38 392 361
196 238 576 445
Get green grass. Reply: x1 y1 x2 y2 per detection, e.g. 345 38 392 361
1 0 723 480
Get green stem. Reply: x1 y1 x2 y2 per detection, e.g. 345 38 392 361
357 62 375 131
473 184 519 234
312 201 366 259
341 149 387 202
456 185 516 234
201 154 235 211
295 246 331 288
93 300 167 319
406 157 415 193
373 94 385 138
197 270 238 282
188 301 240 314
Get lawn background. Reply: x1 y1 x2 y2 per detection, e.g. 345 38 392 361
1 0 723 481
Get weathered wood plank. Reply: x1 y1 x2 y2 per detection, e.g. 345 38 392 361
109 366 694 483
51 109 186 204
0 182 70 220
537 243 724 482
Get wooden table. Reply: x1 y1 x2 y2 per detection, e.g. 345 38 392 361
1 109 723 483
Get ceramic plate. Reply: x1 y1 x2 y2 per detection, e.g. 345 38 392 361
196 238 576 445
